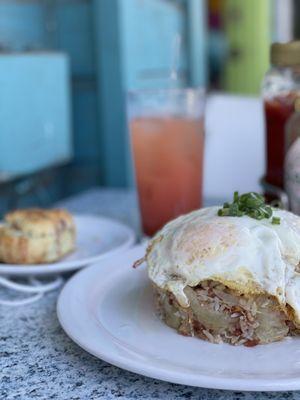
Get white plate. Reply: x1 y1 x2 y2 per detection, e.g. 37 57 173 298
0 215 135 276
57 244 300 392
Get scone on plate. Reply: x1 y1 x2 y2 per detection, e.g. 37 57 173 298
0 208 76 264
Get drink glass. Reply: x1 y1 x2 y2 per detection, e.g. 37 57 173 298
127 88 205 237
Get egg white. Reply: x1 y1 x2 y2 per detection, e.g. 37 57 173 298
147 206 300 323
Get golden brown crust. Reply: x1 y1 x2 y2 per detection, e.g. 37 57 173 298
154 281 291 346
5 208 74 236
0 208 76 264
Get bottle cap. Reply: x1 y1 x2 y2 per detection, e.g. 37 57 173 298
271 42 300 67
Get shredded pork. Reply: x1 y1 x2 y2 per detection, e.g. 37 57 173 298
155 280 292 346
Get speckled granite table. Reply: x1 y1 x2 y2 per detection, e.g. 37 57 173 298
0 188 298 400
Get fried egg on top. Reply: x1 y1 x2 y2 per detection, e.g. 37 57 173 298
146 206 300 323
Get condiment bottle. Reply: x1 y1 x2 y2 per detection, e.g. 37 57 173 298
262 42 300 190
285 98 300 214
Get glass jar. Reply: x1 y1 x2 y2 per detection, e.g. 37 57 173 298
262 42 300 190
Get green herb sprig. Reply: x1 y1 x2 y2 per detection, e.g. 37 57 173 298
218 191 280 224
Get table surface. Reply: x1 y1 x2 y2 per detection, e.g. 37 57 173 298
0 188 298 400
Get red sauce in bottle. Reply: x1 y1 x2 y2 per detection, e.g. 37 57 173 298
264 93 296 188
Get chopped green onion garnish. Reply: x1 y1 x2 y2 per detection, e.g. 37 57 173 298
233 191 239 203
272 217 281 225
217 191 281 224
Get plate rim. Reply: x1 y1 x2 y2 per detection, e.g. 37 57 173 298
57 244 300 392
0 214 135 276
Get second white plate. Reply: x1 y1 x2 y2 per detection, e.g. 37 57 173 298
57 244 300 392
0 215 135 276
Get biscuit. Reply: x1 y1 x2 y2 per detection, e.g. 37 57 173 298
0 208 76 264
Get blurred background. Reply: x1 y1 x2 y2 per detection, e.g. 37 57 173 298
0 0 297 215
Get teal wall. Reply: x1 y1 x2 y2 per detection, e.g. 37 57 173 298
94 0 207 187
120 0 188 90
0 0 207 201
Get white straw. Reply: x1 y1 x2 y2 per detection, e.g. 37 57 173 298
170 33 182 82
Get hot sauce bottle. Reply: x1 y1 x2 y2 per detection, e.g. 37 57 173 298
285 98 300 214
262 42 300 191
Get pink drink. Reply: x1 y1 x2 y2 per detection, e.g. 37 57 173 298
131 116 204 236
